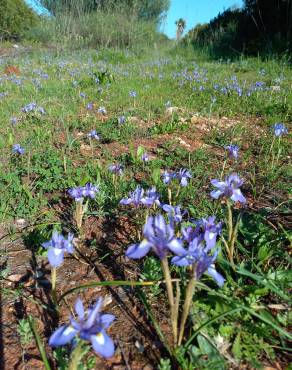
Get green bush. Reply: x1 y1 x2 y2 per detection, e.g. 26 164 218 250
0 0 37 40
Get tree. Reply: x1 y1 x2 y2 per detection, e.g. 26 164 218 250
175 18 186 40
42 0 170 25
0 0 37 40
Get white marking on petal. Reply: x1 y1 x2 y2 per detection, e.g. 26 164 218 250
209 232 215 240
95 333 105 345
63 326 76 336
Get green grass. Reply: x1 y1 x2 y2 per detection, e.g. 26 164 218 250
0 44 291 369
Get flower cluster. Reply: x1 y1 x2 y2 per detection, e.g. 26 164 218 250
21 102 45 114
42 231 74 267
120 186 160 208
68 183 99 202
49 297 115 358
12 144 25 155
210 173 246 203
125 214 224 286
162 168 192 187
224 144 239 160
272 122 288 137
87 130 100 140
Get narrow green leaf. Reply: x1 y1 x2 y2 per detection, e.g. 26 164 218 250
28 316 52 370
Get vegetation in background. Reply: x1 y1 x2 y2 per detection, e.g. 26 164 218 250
0 0 37 40
184 0 292 58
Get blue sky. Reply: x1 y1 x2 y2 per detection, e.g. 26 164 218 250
163 0 243 39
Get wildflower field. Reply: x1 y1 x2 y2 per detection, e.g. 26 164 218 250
0 45 291 369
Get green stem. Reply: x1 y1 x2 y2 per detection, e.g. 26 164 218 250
68 342 84 370
168 188 172 205
51 267 57 306
227 201 233 243
161 257 177 346
220 159 227 180
178 277 196 346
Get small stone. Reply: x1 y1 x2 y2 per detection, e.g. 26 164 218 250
165 106 179 116
191 115 201 124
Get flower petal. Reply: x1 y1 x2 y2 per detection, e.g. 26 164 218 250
74 298 85 321
125 240 152 259
91 330 115 358
49 325 77 347
48 247 64 267
231 189 246 203
100 314 115 329
210 189 223 199
167 238 185 255
207 266 225 287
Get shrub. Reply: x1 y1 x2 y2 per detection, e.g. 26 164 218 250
0 0 37 40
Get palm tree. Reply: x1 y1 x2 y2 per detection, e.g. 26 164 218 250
175 18 186 40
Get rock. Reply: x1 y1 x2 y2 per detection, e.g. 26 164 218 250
165 106 179 116
190 115 201 124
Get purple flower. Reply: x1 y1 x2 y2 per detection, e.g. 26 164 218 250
42 232 74 267
12 144 25 155
162 204 185 224
125 215 183 260
129 91 137 98
171 237 224 287
10 117 18 125
272 123 288 137
21 102 37 113
141 153 149 162
210 173 246 203
118 116 126 125
98 106 107 115
49 297 115 358
224 144 239 160
87 130 100 140
120 186 145 208
87 102 94 110
186 216 222 250
82 183 99 199
141 187 161 207
80 92 86 98
162 171 176 185
177 168 192 187
68 183 99 202
108 164 123 176
68 186 84 202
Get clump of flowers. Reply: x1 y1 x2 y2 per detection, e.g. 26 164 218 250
125 213 224 346
68 183 99 230
87 130 100 140
49 297 115 359
98 106 107 115
272 122 288 137
210 174 245 266
224 144 239 160
118 115 126 125
210 173 246 203
162 168 192 204
21 102 45 114
120 186 160 209
42 231 74 303
12 144 25 155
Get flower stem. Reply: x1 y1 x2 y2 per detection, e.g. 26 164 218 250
68 342 84 370
168 188 172 205
220 159 227 180
227 201 233 243
51 267 57 306
178 277 196 346
161 257 177 346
